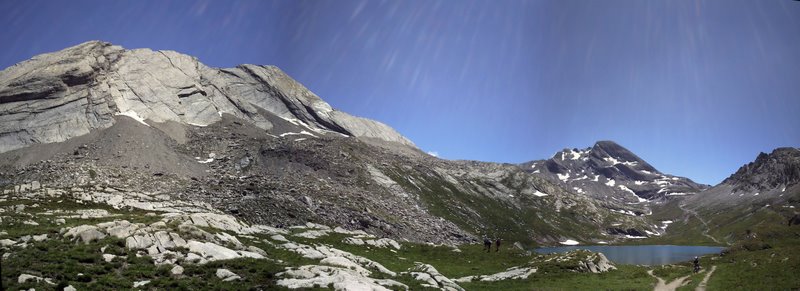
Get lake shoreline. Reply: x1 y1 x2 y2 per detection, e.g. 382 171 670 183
534 245 726 265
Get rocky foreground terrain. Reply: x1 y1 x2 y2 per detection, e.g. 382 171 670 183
0 176 614 290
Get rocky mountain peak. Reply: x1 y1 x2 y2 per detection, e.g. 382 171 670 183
722 147 800 193
592 140 626 152
522 141 707 205
0 41 415 154
588 141 658 173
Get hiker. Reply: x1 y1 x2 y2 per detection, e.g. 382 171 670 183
483 237 492 252
693 256 700 273
495 238 502 252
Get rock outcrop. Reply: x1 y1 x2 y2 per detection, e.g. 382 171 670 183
542 250 616 274
454 266 537 283
721 147 800 194
0 41 414 153
408 263 464 291
683 147 800 210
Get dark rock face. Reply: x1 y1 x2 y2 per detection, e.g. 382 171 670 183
789 214 800 226
591 141 658 174
722 147 800 193
521 141 708 204
605 228 647 237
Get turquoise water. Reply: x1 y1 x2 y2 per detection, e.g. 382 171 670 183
534 245 725 265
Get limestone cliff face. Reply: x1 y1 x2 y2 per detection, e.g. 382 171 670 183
0 41 415 153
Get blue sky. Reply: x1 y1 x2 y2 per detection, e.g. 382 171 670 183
1 0 798 185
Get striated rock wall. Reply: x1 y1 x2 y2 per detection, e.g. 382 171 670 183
0 41 415 153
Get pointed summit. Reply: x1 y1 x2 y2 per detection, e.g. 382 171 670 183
521 141 707 203
590 141 658 173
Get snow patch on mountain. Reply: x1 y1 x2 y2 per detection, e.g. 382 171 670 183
653 179 672 187
532 190 549 197
559 239 580 245
618 185 646 202
116 111 149 127
625 235 647 239
611 209 637 216
569 149 587 160
280 131 317 138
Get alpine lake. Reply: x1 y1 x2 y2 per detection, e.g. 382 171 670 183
535 245 726 265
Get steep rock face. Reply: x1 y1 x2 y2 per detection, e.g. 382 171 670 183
686 147 800 208
0 42 120 150
721 147 800 194
659 147 800 246
521 141 707 204
0 41 414 153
